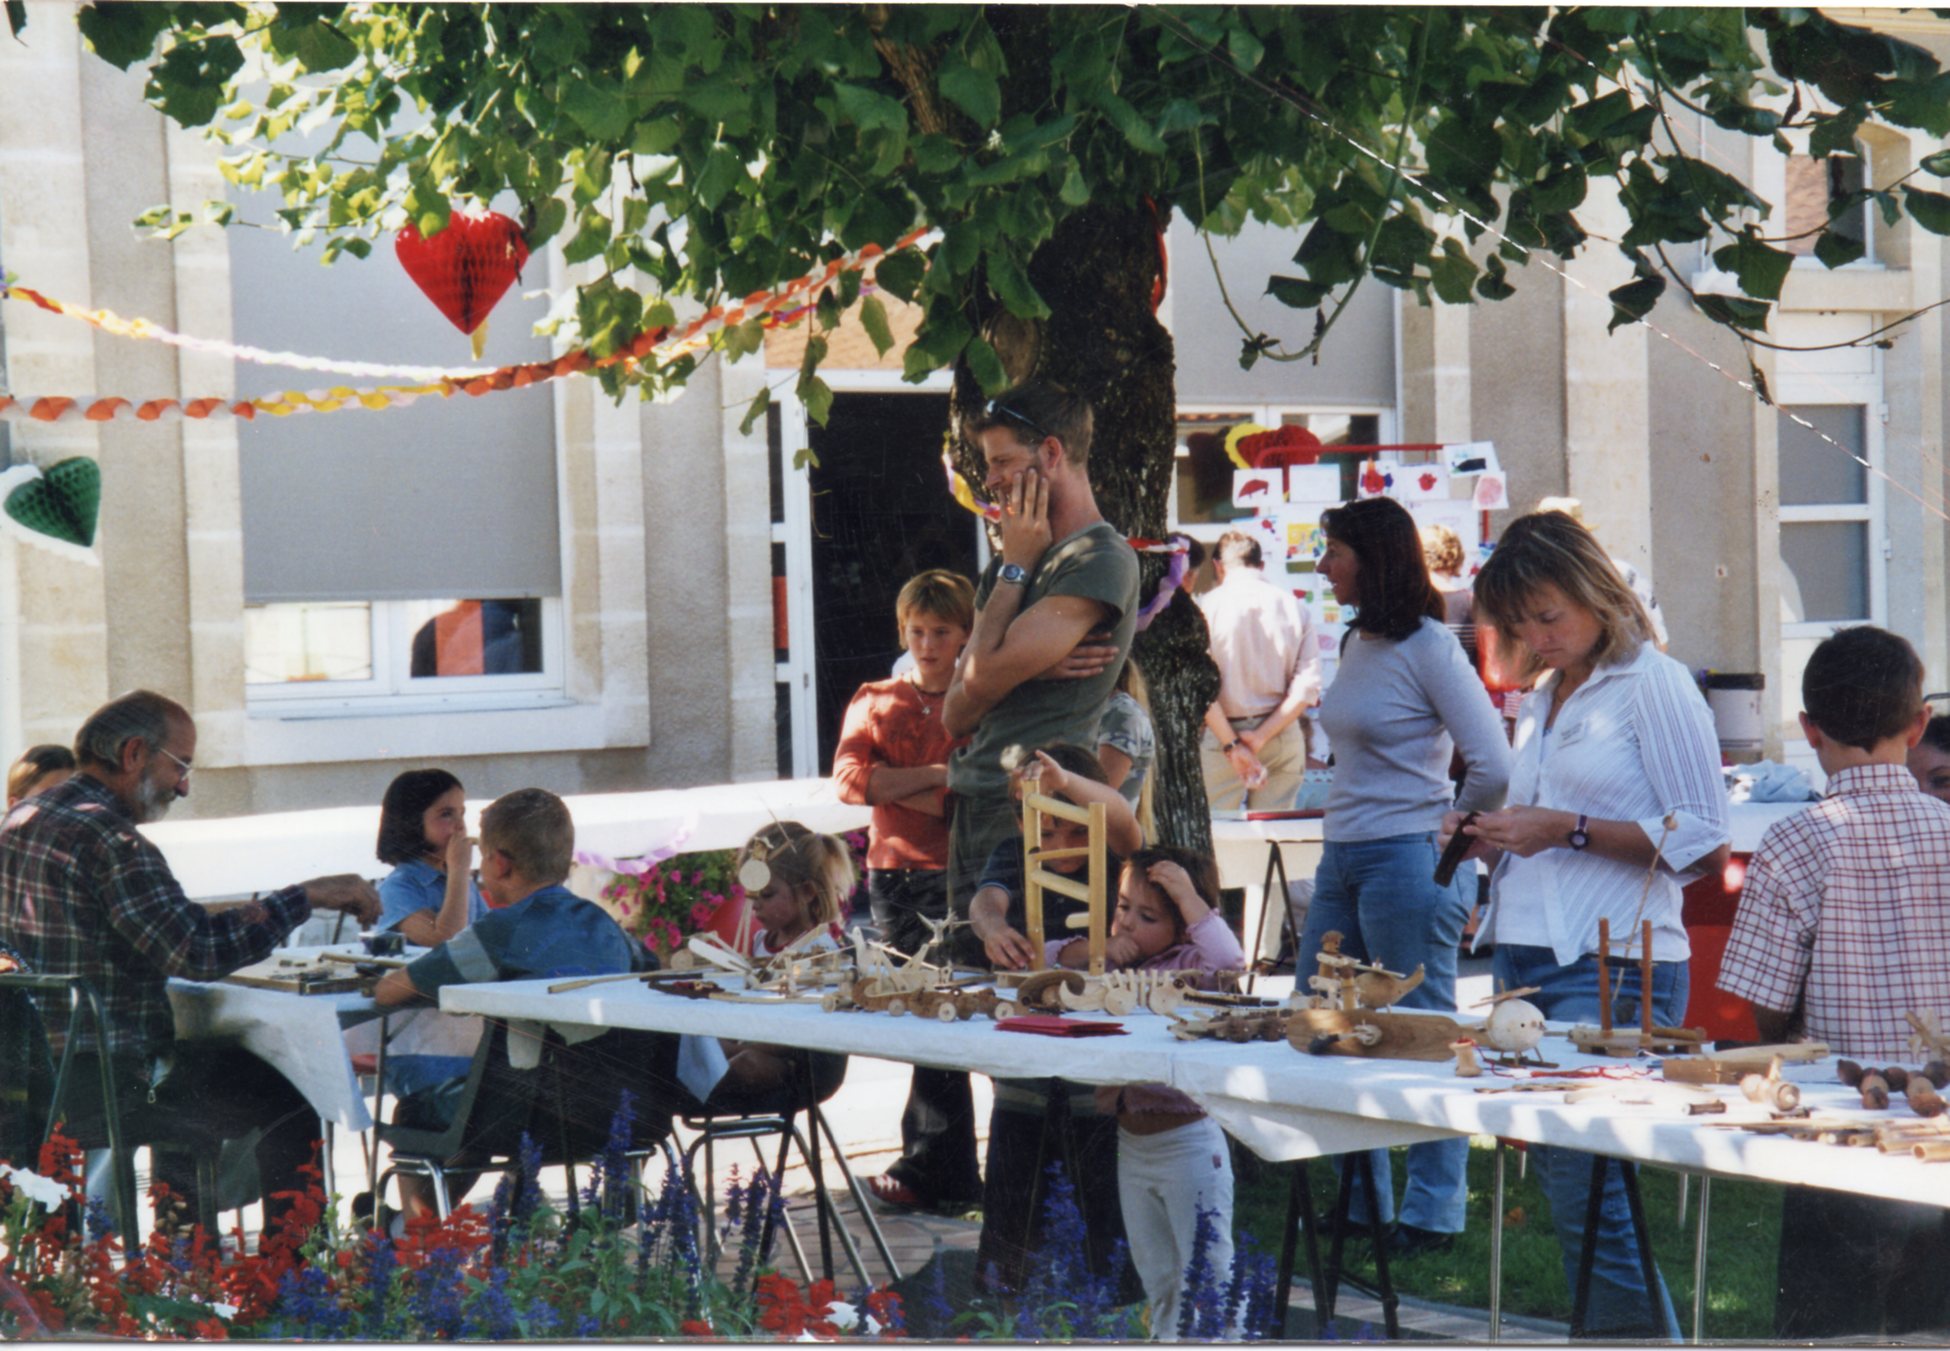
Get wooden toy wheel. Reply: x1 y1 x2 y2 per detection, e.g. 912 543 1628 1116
992 1000 1016 1020
935 1002 959 1023
1103 986 1138 1016
886 997 907 1016
820 993 842 1013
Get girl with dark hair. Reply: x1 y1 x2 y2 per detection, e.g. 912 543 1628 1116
375 768 486 948
1301 495 1511 1256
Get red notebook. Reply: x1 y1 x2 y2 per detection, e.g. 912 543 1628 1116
996 1015 1126 1038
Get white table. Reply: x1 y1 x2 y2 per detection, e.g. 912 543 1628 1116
1212 814 1324 969
168 944 481 1134
439 979 1950 1207
143 778 871 900
168 946 384 1131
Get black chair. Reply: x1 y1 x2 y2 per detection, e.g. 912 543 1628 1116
681 1050 900 1288
0 972 222 1253
374 1019 680 1223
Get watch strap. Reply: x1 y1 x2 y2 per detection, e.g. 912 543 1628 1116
1568 813 1591 850
997 562 1029 586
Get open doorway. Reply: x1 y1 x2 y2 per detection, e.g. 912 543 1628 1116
805 391 974 772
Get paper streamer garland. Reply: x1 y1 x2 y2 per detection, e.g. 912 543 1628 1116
942 446 1002 523
0 460 102 564
0 225 933 425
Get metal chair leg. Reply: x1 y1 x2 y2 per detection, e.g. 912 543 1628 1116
1489 1143 1506 1343
812 1100 901 1281
1690 1175 1711 1344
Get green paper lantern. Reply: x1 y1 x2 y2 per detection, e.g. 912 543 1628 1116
4 456 100 548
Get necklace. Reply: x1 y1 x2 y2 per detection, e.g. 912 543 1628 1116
911 675 950 718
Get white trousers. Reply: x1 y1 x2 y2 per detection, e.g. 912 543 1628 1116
1118 1116 1236 1340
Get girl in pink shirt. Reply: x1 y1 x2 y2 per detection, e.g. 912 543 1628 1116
1049 847 1243 1338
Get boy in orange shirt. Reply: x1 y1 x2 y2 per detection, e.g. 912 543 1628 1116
831 569 981 1211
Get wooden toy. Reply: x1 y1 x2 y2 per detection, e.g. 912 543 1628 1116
1662 1042 1829 1085
1018 788 1107 976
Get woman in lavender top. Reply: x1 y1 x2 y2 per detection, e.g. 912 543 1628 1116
1301 496 1511 1257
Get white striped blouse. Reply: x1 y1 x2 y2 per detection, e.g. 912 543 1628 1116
1475 640 1729 967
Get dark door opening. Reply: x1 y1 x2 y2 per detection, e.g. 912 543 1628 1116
806 391 973 774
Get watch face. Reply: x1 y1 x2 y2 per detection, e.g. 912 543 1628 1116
1569 829 1590 850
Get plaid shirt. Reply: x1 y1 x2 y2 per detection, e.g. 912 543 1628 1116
1716 763 1950 1059
0 774 309 1060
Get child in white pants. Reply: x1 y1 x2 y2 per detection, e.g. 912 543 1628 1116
1049 846 1244 1339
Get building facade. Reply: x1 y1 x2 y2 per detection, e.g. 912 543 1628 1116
1 4 1944 817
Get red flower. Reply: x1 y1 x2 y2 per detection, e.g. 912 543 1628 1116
680 1318 717 1338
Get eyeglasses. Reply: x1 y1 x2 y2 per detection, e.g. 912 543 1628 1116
154 746 192 781
984 398 1053 444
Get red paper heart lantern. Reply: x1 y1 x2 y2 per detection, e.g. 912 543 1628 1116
1239 424 1324 468
394 210 530 336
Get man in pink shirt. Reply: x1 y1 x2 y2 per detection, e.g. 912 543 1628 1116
1197 529 1322 810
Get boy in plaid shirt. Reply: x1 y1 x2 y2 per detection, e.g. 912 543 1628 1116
1717 625 1950 1338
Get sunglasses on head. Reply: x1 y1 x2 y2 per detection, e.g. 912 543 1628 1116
985 398 1052 444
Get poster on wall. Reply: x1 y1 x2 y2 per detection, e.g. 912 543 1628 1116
1233 468 1281 510
1396 464 1450 502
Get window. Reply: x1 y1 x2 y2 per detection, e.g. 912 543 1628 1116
245 597 564 715
227 143 566 721
1783 152 1869 260
1777 405 1878 627
1171 406 1388 530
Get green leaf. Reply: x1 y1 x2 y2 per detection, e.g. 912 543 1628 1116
279 16 357 73
963 334 1007 393
693 146 743 210
1529 163 1587 216
1429 238 1478 305
1902 184 1950 235
562 206 611 264
528 196 568 248
1475 253 1516 301
800 374 834 427
1058 161 1090 207
986 248 1049 319
858 294 895 356
1806 111 1865 161
631 116 682 157
1710 230 1795 300
737 384 768 432
1921 148 1950 178
77 3 173 68
874 248 926 303
1096 90 1166 156
1694 292 1773 331
937 58 1000 129
1606 272 1665 333
1266 274 1330 308
151 33 245 127
5 0 25 39
561 77 634 142
1812 226 1866 269
833 81 907 135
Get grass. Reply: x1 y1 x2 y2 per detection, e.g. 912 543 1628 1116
1231 1139 1784 1340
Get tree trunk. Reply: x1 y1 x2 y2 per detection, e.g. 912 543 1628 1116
951 204 1219 857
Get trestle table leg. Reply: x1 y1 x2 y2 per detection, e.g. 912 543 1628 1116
1690 1175 1710 1344
1489 1142 1505 1343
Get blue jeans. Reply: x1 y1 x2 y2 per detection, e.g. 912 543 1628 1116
1494 944 1687 1340
1298 833 1472 1235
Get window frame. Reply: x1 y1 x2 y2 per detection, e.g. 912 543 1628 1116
243 595 570 719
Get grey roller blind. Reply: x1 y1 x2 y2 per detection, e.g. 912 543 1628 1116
1170 216 1395 408
232 208 562 603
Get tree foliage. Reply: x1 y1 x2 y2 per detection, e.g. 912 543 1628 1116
72 4 1950 411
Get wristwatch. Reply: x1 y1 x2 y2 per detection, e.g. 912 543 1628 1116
1221 739 1241 755
997 562 1029 586
1568 813 1591 851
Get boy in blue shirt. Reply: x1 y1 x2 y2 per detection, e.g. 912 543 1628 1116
373 788 649 1224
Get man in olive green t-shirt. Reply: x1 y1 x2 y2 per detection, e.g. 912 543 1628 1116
942 382 1140 929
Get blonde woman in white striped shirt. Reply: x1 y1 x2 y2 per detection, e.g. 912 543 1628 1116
1442 510 1729 1339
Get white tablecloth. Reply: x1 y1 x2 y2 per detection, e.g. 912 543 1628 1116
143 778 870 900
439 977 1950 1209
168 948 382 1131
168 944 483 1132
